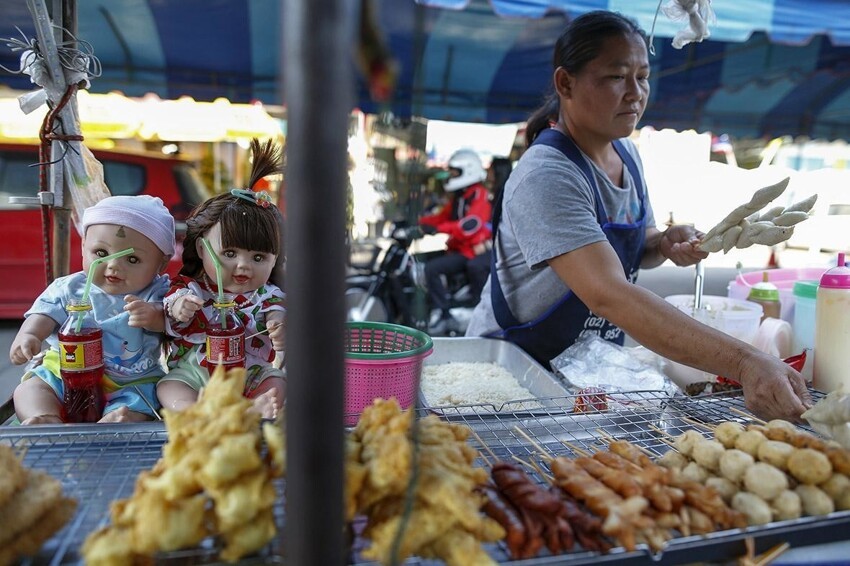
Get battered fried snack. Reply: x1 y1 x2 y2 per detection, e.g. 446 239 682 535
0 445 27 509
0 463 76 566
0 495 76 566
348 398 504 566
0 470 64 548
82 366 285 564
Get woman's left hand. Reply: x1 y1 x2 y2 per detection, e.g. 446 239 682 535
660 225 709 266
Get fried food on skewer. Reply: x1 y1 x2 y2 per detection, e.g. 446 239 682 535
348 399 503 566
82 366 285 564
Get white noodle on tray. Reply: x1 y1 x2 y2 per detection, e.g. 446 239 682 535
420 361 541 410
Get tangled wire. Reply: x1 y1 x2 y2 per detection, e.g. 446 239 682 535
1 25 101 81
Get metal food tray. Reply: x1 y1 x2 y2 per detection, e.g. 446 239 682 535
419 337 570 414
6 390 850 565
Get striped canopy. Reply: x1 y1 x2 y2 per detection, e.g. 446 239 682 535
2 0 849 138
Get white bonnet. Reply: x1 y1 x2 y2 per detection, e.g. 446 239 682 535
82 195 176 256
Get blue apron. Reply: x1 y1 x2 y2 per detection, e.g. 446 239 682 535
487 128 647 367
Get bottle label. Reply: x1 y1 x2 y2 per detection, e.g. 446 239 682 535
206 333 245 365
59 338 104 372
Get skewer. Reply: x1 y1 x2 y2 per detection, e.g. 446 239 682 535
513 426 553 461
730 407 767 425
245 321 283 340
562 440 591 458
754 542 790 566
133 385 162 421
468 429 497 466
682 416 716 433
595 428 618 445
648 424 674 439
527 457 555 484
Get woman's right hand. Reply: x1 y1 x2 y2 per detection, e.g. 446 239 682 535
738 350 812 422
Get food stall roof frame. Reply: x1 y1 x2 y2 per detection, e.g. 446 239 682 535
2 0 850 138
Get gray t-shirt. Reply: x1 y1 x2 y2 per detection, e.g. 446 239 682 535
465 136 655 337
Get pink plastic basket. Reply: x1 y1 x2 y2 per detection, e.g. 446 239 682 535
344 321 433 426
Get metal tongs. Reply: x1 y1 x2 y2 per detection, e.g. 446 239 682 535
694 261 705 311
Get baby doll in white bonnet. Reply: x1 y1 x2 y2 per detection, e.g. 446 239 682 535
10 195 176 424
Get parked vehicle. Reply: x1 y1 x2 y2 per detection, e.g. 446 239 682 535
345 221 479 336
0 142 212 319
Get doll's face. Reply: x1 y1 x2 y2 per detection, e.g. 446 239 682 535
82 223 168 295
197 222 277 295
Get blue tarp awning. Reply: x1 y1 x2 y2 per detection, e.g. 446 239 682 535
2 0 849 139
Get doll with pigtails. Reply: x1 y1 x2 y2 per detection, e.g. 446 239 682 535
159 138 287 419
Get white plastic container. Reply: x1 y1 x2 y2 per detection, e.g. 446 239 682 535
792 280 817 382
728 267 828 323
814 253 850 393
663 295 763 388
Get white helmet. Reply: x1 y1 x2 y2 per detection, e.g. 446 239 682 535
444 149 486 192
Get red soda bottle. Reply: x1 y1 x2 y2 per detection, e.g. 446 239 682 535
205 300 245 372
58 300 106 422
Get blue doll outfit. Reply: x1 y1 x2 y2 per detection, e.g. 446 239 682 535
23 272 170 417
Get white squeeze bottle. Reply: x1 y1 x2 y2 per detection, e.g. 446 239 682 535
814 252 850 393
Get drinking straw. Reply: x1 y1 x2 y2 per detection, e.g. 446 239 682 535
76 247 134 332
200 237 228 329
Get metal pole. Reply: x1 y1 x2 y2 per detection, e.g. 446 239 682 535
283 0 350 563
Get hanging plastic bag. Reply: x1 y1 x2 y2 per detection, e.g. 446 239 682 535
67 145 111 235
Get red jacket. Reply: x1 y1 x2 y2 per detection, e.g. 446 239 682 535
419 183 492 259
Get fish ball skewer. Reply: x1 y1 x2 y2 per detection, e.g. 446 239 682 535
757 441 795 471
735 430 767 457
692 440 725 472
820 473 850 500
788 449 832 485
796 485 835 516
657 450 689 471
674 430 706 457
720 449 755 484
771 490 802 521
714 421 745 449
681 462 710 483
732 492 773 526
705 477 738 504
743 463 788 501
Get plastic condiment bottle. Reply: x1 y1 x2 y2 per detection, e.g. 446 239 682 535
58 300 105 422
814 253 850 393
205 300 245 371
747 272 781 322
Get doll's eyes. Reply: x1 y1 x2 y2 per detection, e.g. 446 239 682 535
253 254 267 263
222 250 236 259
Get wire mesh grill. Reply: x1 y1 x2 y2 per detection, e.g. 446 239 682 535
1 423 284 565
4 390 847 565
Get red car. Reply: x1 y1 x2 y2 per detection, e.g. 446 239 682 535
0 143 212 319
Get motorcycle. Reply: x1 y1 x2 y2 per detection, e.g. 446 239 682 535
345 222 479 336
346 222 429 331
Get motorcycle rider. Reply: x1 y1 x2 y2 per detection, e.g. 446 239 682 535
419 149 492 334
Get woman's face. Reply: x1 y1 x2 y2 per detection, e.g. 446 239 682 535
558 33 650 141
198 222 277 295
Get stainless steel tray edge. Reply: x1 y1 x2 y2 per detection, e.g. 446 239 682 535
419 337 570 412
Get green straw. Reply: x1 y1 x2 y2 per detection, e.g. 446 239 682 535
76 247 134 332
200 237 228 329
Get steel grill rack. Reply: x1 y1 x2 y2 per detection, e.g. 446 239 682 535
5 389 849 565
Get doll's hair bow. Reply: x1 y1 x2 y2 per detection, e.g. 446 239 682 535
231 188 272 208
